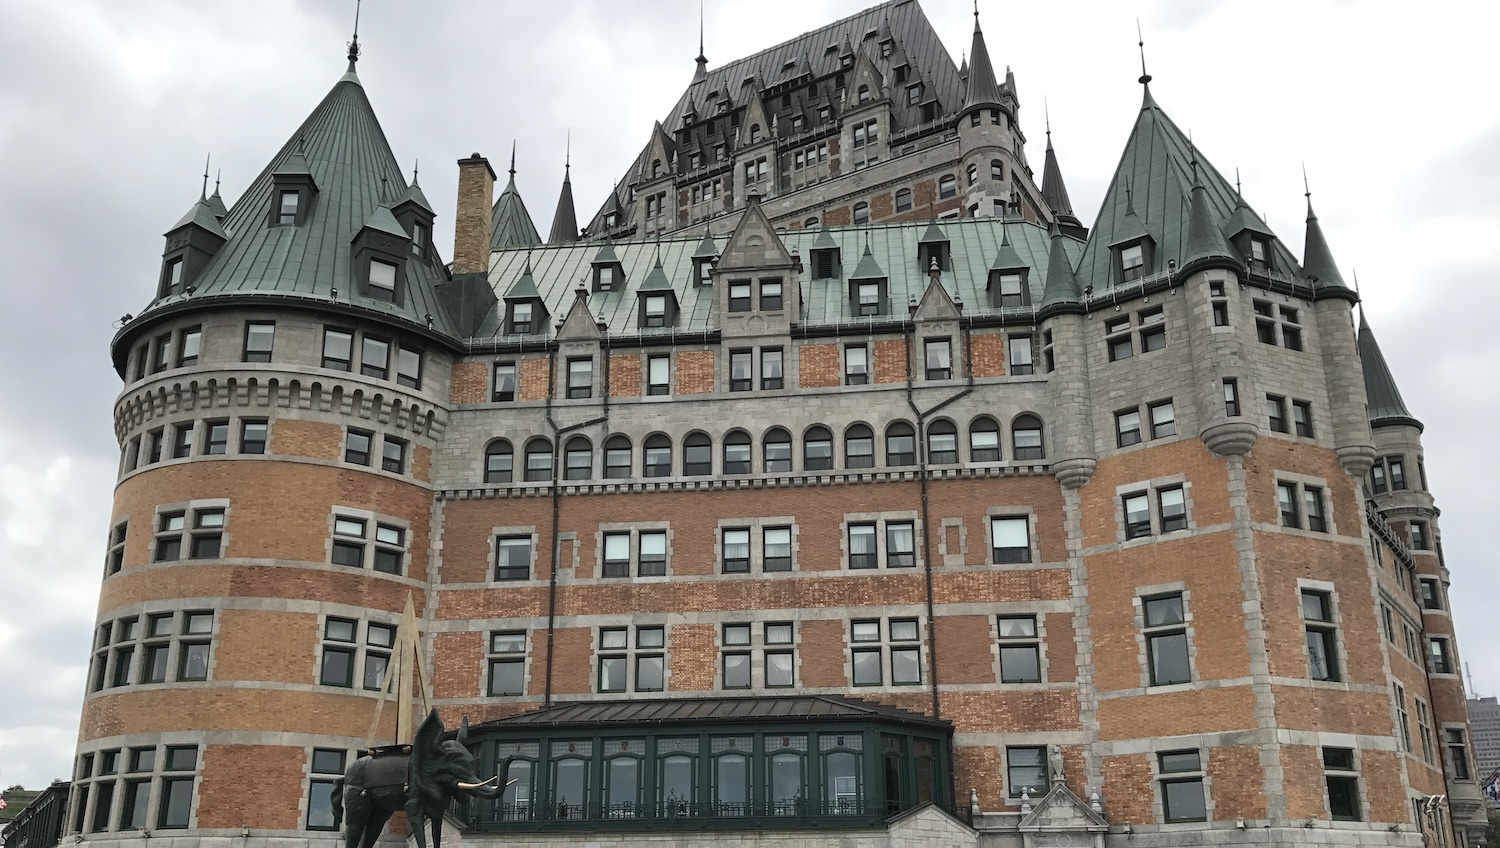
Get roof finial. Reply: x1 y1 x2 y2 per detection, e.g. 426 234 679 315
1136 19 1152 85
1044 97 1051 139
509 140 517 178
1235 167 1242 198
412 160 419 186
1302 161 1311 200
697 0 706 64
347 0 362 68
565 129 571 173
1188 129 1199 182
214 169 221 195
379 175 388 203
201 153 211 200
1123 177 1136 215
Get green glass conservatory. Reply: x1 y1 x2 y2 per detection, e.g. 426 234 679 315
464 695 954 833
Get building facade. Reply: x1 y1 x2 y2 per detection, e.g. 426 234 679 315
1467 697 1500 792
71 2 1486 847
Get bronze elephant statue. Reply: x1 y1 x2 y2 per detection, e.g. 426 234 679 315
331 709 510 848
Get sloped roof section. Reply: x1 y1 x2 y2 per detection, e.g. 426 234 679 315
548 166 579 243
133 65 457 336
1358 313 1422 430
491 174 541 249
475 695 950 730
962 12 1003 110
169 196 229 240
1302 200 1350 291
1041 132 1084 236
1077 86 1300 290
479 217 1078 338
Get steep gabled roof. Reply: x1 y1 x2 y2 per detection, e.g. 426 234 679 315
169 196 229 240
132 63 456 336
1077 86 1300 290
1358 312 1422 430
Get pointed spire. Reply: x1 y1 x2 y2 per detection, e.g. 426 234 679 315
200 153 212 201
693 225 719 259
1180 150 1238 274
1040 105 1084 237
548 133 579 243
345 0 363 73
509 141 517 179
206 170 227 221
849 243 886 280
1136 19 1152 86
694 0 708 82
640 246 673 291
1357 313 1422 430
990 221 1026 272
1301 172 1348 289
963 4 1003 111
491 144 540 249
1040 227 1084 311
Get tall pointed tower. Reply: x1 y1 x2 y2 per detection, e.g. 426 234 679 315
74 51 462 841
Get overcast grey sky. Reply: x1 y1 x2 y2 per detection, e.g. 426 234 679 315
0 0 1495 789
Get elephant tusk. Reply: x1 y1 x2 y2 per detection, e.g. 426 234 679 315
456 776 500 790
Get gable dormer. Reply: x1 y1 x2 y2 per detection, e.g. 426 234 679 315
503 260 549 336
391 180 436 262
1109 204 1156 285
843 48 885 111
809 225 841 280
591 240 626 292
158 196 228 299
692 229 718 287
636 254 679 329
916 220 950 272
847 245 888 318
268 146 318 227
350 203 411 305
714 193 800 334
1224 197 1279 273
987 223 1030 308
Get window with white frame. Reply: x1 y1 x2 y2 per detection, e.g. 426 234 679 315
602 529 668 577
997 616 1041 683
721 622 795 689
597 626 664 693
1142 592 1190 685
487 631 528 696
990 515 1031 563
850 618 921 686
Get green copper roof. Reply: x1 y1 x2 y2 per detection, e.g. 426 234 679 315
1357 313 1421 430
918 220 948 245
810 225 839 253
1301 201 1349 290
638 253 673 291
479 217 1077 338
547 166 580 243
361 203 410 240
989 222 1026 271
491 174 542 249
962 13 1003 110
1078 86 1301 289
395 180 433 213
135 64 457 337
1180 171 1238 273
169 196 229 240
693 227 720 259
206 186 228 221
504 260 541 300
1040 230 1083 308
1224 190 1274 239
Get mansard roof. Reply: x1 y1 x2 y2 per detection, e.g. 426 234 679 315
122 62 458 340
475 217 1078 339
1076 86 1301 290
584 0 969 236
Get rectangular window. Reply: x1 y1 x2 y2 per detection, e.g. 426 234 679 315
1158 486 1187 532
240 419 268 454
372 524 405 575
567 358 593 399
1106 316 1133 361
885 521 915 568
991 516 1031 563
722 624 751 689
760 279 784 310
487 631 527 696
1149 400 1176 439
492 362 517 402
1008 335 1034 376
367 260 397 301
242 321 275 363
997 616 1041 683
278 190 299 224
1159 750 1206 823
363 623 394 690
925 338 952 380
1280 306 1303 350
344 429 372 465
647 355 670 395
1123 492 1151 539
1266 394 1288 432
146 428 164 464
202 419 229 455
172 423 193 459
319 618 356 687
1302 590 1340 681
1293 400 1314 437
396 347 422 389
603 532 631 578
1428 637 1453 674
189 508 224 558
154 512 185 562
761 348 784 389
1277 482 1301 528
1223 378 1240 416
322 328 353 370
728 282 752 312
1446 729 1472 780
999 274 1025 308
1304 486 1327 532
848 523 877 569
1120 244 1145 282
1144 593 1190 685
1255 300 1277 344
1115 409 1142 447
845 345 869 385
332 517 366 567
152 334 171 372
510 301 534 334
1416 699 1435 764
639 530 667 576
643 294 668 327
729 349 753 391
1139 308 1166 352
176 327 201 367
1389 456 1408 490
306 749 346 830
763 526 792 572
495 535 531 581
1395 684 1412 752
1006 747 1046 798
107 521 128 575
1419 578 1443 610
597 626 664 693
722 528 750 573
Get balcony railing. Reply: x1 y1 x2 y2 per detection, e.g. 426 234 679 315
467 795 884 831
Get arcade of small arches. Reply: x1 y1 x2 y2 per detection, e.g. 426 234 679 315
479 414 1046 484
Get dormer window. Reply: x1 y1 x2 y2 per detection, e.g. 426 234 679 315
791 115 804 132
643 295 669 327
811 250 840 280
162 257 184 296
652 159 663 178
854 281 884 316
367 260 397 302
604 212 618 229
511 302 534 335
595 264 620 291
990 271 1029 308
1121 243 1147 282
693 258 713 287
277 191 300 225
410 222 428 257
819 106 831 122
907 85 922 106
858 85 871 104
750 124 762 143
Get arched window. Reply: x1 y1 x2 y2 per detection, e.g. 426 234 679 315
966 163 978 186
804 426 833 471
523 438 553 482
604 435 632 479
1012 414 1044 460
564 436 592 481
991 159 1003 180
805 217 820 228
927 420 957 465
484 439 513 483
723 430 752 475
895 188 912 213
885 422 915 466
764 427 792 473
750 124 763 143
969 416 1001 462
857 85 871 104
853 202 870 225
938 174 957 199
684 432 713 476
643 434 672 477
651 159 662 178
845 424 875 469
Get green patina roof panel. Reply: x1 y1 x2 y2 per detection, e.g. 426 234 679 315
476 695 950 730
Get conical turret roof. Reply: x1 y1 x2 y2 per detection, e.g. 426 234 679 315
1180 167 1239 274
1358 313 1421 430
1039 228 1083 311
1302 200 1350 291
849 244 886 280
548 165 580 243
491 147 541 249
206 184 228 221
989 223 1026 272
1041 130 1084 238
131 61 457 337
962 12 1003 111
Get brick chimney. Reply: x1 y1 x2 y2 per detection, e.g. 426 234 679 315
453 153 496 275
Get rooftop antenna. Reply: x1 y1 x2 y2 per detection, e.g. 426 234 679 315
1136 19 1152 85
347 0 362 67
1467 662 1477 694
200 153 211 200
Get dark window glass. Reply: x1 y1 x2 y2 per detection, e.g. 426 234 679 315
156 777 194 829
729 349 753 391
991 517 1030 563
604 437 632 479
1123 492 1151 539
970 417 1000 462
397 348 422 389
524 440 552 481
243 322 275 363
484 441 513 483
345 430 372 465
761 348 783 389
1012 416 1044 460
361 337 390 379
764 429 792 472
723 432 751 474
804 427 833 470
1007 747 1045 798
492 362 517 401
644 435 671 477
846 425 874 469
885 424 915 466
203 420 229 455
495 536 531 581
927 421 957 464
240 420 268 454
564 438 592 480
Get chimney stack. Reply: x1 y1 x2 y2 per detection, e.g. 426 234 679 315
453 153 497 275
